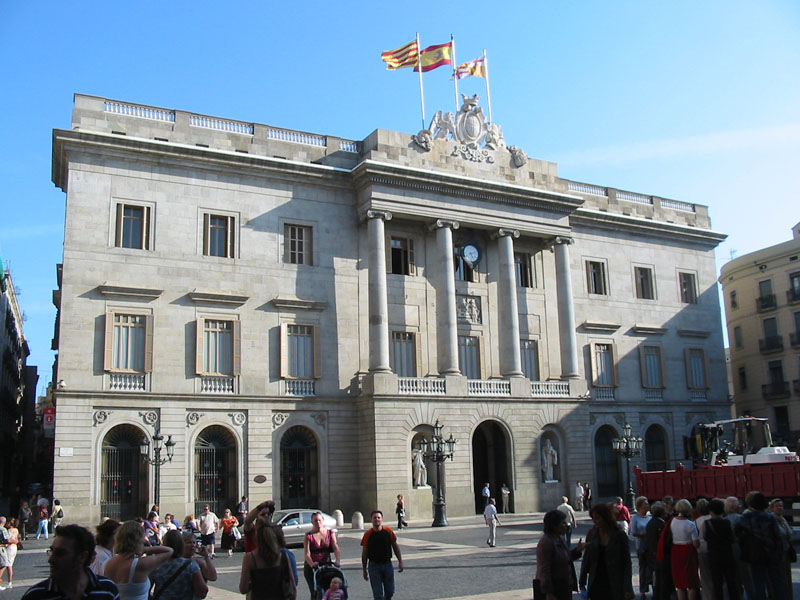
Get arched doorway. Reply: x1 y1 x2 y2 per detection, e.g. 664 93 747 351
194 426 237 516
594 426 621 499
645 425 668 471
100 424 147 521
280 426 318 508
472 421 511 513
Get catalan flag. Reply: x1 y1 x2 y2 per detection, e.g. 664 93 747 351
414 42 452 72
381 39 419 70
453 57 486 80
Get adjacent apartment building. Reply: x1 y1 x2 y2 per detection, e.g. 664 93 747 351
719 222 800 442
50 94 730 524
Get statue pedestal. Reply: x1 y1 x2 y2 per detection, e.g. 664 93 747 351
539 479 563 512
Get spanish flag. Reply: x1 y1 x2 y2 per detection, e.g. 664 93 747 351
453 57 486 80
381 39 419 70
414 42 452 72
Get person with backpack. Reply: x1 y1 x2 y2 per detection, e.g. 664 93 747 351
51 500 65 531
734 492 788 600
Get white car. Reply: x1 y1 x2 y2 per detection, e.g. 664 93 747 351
272 509 338 545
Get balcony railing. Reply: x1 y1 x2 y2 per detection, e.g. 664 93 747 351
644 389 663 401
593 388 616 401
285 379 315 397
758 335 784 353
756 294 777 312
790 332 800 348
201 376 235 394
468 379 511 396
398 377 446 395
109 373 146 391
762 381 790 400
689 390 707 401
787 288 800 304
530 381 570 398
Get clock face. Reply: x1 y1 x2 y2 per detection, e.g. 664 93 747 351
463 244 480 264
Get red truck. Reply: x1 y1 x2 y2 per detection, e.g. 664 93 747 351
635 417 800 502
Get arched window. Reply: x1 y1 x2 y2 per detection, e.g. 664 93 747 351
594 426 621 498
194 426 237 516
280 426 318 508
101 424 147 521
645 425 668 471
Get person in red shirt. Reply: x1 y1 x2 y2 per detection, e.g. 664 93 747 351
613 497 632 534
361 511 403 600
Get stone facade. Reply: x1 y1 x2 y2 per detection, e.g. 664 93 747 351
50 94 731 525
719 223 800 441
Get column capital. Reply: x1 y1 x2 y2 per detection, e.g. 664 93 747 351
492 228 520 240
544 235 573 251
427 219 460 232
365 209 392 222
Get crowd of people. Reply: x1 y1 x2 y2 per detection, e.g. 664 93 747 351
537 490 795 600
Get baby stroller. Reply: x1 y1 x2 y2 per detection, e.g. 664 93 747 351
313 565 348 600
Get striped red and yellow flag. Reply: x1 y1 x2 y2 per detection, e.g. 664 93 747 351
381 39 419 70
414 42 452 72
453 57 486 80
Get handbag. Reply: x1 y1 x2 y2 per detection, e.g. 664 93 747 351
532 578 543 600
232 526 242 541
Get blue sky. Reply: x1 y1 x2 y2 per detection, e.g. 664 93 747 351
2 1 799 395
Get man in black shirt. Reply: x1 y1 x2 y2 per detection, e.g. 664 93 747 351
361 510 403 600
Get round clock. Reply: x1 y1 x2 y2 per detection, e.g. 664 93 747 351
462 243 480 265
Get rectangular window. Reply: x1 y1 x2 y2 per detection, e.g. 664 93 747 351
790 272 800 301
768 359 784 386
195 318 241 377
520 339 539 381
592 342 616 387
280 323 321 379
774 406 790 440
730 290 738 309
679 272 697 304
639 345 663 388
285 224 313 265
763 317 778 339
458 335 481 379
454 248 475 282
115 204 151 249
738 366 747 391
203 214 236 258
685 348 707 389
634 267 655 299
586 261 608 295
104 313 152 372
390 236 415 275
733 326 743 349
391 332 417 377
758 279 773 298
515 253 534 288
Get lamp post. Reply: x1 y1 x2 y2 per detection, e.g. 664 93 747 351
140 431 176 507
612 423 643 509
418 420 456 527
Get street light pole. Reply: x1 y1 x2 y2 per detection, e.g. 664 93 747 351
419 420 456 527
612 423 643 509
140 431 176 507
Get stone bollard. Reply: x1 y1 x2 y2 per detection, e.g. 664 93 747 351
333 509 344 528
352 511 364 530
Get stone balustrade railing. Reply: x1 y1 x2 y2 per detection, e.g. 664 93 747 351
201 376 235 394
109 373 146 391
567 181 608 196
689 390 707 401
286 379 316 397
644 389 663 401
468 379 511 396
531 381 570 398
593 388 616 401
398 377 446 395
567 180 697 213
103 101 175 122
189 115 254 135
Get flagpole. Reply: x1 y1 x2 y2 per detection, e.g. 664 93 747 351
451 34 459 113
483 49 493 123
417 32 426 129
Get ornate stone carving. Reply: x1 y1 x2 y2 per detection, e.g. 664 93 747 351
311 413 326 427
590 414 597 425
272 413 290 429
613 413 625 426
186 412 205 427
456 294 482 324
140 411 158 426
93 410 111 426
229 412 247 426
509 145 528 167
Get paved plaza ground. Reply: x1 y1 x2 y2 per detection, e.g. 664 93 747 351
4 512 799 599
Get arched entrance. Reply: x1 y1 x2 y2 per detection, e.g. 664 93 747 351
100 424 147 521
194 426 237 516
594 426 621 499
280 426 318 508
645 425 668 471
472 421 511 513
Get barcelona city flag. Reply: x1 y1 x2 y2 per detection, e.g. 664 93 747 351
453 57 486 80
381 39 419 70
413 42 452 72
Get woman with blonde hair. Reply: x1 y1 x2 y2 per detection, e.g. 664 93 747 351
239 518 296 600
104 520 172 600
670 499 700 600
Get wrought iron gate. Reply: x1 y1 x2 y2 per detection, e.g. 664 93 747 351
280 426 318 508
194 426 236 516
101 425 146 520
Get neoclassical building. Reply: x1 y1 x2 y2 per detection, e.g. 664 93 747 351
719 222 800 441
50 94 730 524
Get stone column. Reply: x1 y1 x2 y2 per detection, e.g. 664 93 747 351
367 210 392 373
429 219 460 375
494 228 523 377
553 237 580 378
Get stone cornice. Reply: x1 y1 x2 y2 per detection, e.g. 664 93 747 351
631 324 668 335
582 321 621 332
678 329 711 338
98 283 163 299
189 290 249 306
270 297 327 311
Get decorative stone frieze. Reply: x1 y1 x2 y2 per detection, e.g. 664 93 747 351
140 411 158 426
186 412 205 427
93 410 112 426
272 413 290 429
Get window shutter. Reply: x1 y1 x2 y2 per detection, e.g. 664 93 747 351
312 325 321 379
280 323 289 378
611 342 618 387
638 345 648 388
202 214 209 256
684 348 692 388
477 335 485 379
115 204 123 247
385 232 392 274
408 237 416 276
104 312 114 371
196 318 205 375
703 349 711 389
414 333 422 378
659 348 666 388
144 315 154 373
144 206 151 250
228 216 236 259
590 342 598 385
232 320 241 375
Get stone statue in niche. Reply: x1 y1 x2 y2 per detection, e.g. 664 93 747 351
541 437 559 482
412 448 429 488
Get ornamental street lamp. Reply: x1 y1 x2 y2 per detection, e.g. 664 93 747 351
612 423 643 509
140 431 176 507
418 420 456 527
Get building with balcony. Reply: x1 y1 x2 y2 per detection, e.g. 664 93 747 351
50 94 730 523
720 222 800 442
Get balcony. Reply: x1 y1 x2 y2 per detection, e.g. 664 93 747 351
398 377 445 396
762 381 791 400
791 332 800 348
644 389 663 401
201 376 235 394
285 379 315 397
788 288 800 305
756 294 777 312
689 390 707 401
758 335 784 354
109 373 146 391
531 381 570 398
593 388 616 401
468 379 511 396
